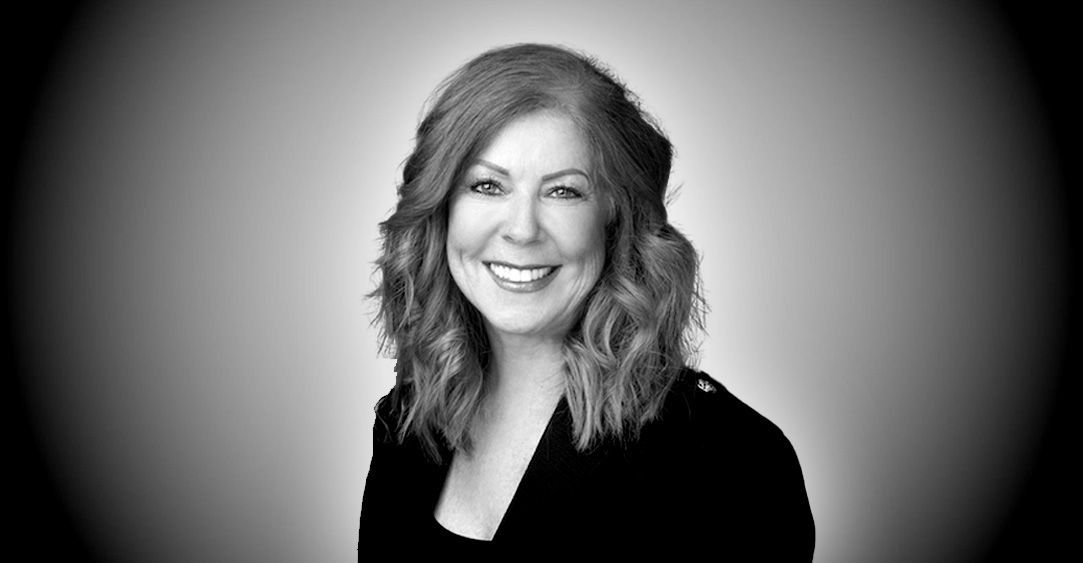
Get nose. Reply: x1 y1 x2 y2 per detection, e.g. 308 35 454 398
501 190 541 244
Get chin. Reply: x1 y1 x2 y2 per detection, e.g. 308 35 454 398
484 312 558 339
489 320 547 337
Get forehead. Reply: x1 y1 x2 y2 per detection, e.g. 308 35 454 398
474 112 591 172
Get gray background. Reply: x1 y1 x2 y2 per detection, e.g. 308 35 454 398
10 1 1066 561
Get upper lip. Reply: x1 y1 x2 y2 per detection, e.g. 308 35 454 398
485 260 559 270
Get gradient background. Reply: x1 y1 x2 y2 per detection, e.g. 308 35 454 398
4 1 1075 561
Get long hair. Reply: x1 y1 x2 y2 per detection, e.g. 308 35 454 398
371 43 704 460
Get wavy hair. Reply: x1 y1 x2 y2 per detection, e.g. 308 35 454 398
371 43 704 460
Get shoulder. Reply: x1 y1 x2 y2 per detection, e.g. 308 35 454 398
648 368 816 559
659 368 791 452
372 388 403 445
370 385 445 463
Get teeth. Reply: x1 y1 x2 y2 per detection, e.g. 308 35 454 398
488 263 554 283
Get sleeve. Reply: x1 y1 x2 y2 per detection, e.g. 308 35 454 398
750 428 816 561
690 382 816 561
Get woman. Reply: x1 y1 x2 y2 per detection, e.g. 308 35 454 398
359 43 814 557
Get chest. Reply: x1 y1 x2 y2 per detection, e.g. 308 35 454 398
432 407 555 540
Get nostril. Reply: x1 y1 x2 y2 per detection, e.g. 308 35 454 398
502 200 541 243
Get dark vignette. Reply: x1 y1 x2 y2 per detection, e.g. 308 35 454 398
979 0 1078 560
2 2 1075 561
4 1 101 561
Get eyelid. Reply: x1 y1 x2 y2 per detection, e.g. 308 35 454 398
467 177 503 195
547 185 585 199
465 175 588 200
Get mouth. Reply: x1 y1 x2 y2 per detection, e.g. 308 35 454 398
484 261 560 292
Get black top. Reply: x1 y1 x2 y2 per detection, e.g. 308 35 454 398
358 369 815 559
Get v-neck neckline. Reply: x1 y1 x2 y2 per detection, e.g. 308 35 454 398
487 394 569 541
432 394 577 543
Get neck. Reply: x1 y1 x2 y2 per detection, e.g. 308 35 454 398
485 330 565 410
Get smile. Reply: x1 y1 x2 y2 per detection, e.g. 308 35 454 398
485 261 559 293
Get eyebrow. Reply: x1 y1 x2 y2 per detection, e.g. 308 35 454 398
474 159 589 183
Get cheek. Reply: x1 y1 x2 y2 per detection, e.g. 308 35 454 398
561 212 607 272
445 207 482 298
446 202 484 259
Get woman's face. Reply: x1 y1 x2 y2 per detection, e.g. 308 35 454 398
447 111 606 343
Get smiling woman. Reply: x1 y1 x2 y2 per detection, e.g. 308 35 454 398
359 43 814 557
447 112 606 341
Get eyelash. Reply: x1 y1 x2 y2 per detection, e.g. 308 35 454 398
548 186 583 199
468 178 503 195
467 178 584 199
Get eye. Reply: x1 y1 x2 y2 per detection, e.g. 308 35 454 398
468 178 503 196
548 186 583 199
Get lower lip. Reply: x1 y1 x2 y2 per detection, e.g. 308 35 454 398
485 264 560 293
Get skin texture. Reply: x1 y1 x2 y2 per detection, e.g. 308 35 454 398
446 111 606 347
